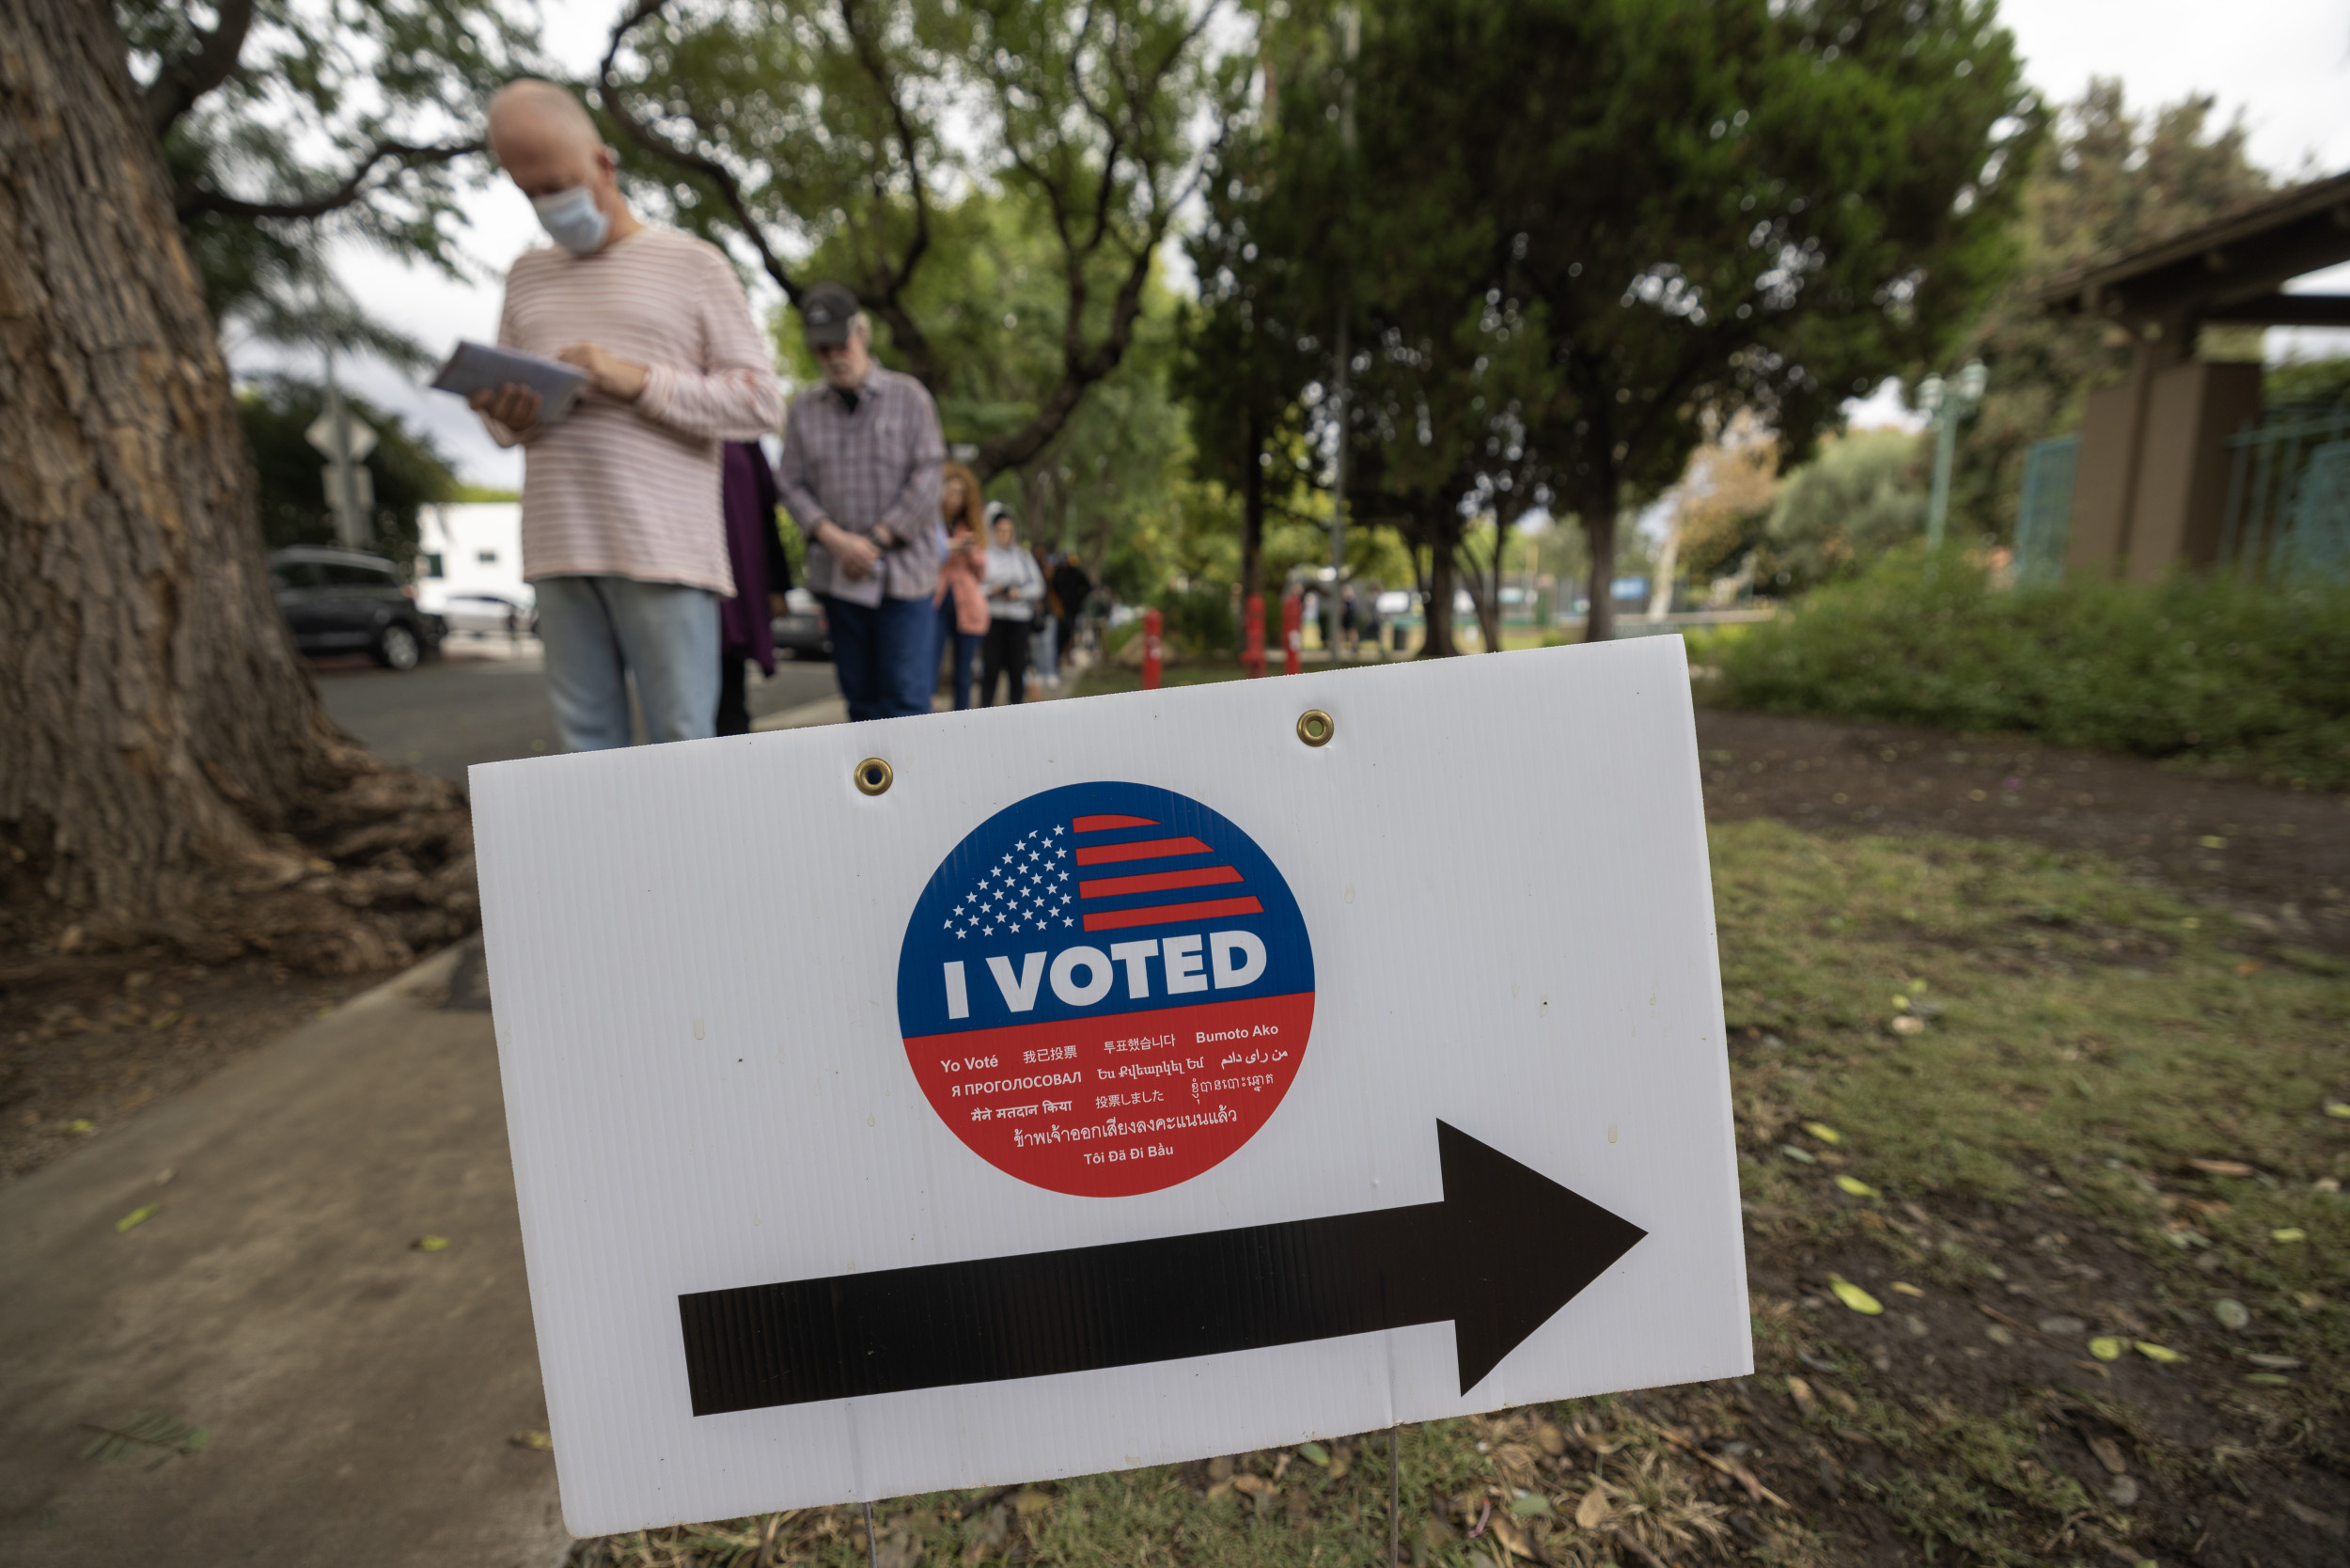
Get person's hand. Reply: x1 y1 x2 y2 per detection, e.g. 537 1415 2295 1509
556 340 648 401
769 591 790 617
468 383 542 437
819 521 880 580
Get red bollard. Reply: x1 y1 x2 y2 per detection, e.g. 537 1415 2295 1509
1243 593 1266 679
1141 606 1164 690
1281 590 1303 677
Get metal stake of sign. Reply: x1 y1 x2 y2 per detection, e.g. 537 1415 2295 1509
861 1501 879 1568
1388 1423 1402 1568
1919 359 1987 550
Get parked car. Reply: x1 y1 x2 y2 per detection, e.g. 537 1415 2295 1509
267 547 442 670
770 586 831 660
431 588 538 637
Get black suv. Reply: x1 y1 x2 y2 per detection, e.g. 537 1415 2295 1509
267 547 444 670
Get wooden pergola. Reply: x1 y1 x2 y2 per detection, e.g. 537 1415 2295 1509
2038 169 2350 579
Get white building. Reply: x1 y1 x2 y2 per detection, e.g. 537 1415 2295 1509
416 503 532 631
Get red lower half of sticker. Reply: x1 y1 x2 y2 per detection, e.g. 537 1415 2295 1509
905 992 1315 1197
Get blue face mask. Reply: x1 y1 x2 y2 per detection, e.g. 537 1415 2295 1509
531 186 610 256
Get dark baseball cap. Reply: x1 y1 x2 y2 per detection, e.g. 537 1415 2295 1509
799 282 861 347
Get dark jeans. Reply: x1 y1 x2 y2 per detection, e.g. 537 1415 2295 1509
979 617 1031 706
822 593 933 720
951 631 985 710
932 598 957 695
715 653 751 736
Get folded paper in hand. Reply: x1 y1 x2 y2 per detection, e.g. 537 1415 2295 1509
431 341 589 423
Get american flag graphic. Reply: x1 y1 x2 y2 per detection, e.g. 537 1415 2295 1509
939 814 1264 940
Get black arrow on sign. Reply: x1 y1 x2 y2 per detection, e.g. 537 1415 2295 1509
678 1121 1646 1417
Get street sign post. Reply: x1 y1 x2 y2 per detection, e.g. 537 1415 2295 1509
472 637 1748 1538
305 368 377 549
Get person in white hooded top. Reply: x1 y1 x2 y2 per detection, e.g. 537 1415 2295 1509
978 504 1044 705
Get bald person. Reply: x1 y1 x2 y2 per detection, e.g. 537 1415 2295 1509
471 79 783 751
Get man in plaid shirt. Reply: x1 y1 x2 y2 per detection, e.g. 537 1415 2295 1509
776 283 946 721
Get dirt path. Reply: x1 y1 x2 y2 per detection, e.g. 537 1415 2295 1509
1695 708 2350 955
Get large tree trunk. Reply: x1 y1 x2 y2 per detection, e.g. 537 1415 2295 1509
0 0 472 969
1418 519 1462 658
1581 477 1620 644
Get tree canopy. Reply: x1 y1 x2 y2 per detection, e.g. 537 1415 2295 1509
598 0 1243 481
1184 0 2035 645
118 0 539 355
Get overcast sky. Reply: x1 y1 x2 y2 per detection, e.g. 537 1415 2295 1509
287 0 2350 484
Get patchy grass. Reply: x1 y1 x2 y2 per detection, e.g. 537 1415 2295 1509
572 823 2349 1567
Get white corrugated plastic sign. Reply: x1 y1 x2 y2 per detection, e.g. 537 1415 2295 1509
471 635 1750 1537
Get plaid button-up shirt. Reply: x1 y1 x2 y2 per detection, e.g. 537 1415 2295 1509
776 366 945 604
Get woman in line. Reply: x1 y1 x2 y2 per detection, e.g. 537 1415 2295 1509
933 463 990 709
979 503 1043 705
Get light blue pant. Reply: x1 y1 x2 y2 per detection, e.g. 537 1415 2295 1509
534 575 720 752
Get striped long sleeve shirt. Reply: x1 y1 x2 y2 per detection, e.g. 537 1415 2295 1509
487 227 783 595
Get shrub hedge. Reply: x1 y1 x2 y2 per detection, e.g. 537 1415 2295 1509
1693 549 2350 789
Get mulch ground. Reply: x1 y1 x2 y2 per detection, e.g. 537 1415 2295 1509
9 705 2347 1564
1694 707 2350 957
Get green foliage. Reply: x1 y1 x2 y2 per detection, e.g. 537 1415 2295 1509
236 378 457 562
1191 0 2036 646
80 1411 211 1463
607 0 1242 479
2267 355 2350 414
1153 585 1239 658
1948 82 2275 541
1701 554 2350 787
1755 429 1927 594
118 0 539 353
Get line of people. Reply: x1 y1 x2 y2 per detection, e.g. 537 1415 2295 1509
463 77 1086 751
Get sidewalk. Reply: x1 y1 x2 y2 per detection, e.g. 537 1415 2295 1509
0 943 565 1567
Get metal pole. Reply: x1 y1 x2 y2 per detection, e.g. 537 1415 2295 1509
1925 406 1957 551
861 1501 879 1568
1388 1421 1402 1568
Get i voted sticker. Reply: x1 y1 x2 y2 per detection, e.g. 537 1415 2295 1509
897 782 1314 1197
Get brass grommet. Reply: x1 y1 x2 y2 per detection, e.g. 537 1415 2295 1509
854 757 894 796
1295 709 1334 747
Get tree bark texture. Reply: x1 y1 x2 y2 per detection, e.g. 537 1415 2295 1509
0 0 472 968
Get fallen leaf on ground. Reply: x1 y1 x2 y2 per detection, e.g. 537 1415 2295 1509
2087 1435 2126 1474
1574 1485 1609 1529
1011 1488 1056 1514
2038 1314 2087 1336
1229 1475 1274 1497
1834 1175 1879 1198
1297 1440 1328 1466
508 1429 553 1450
1828 1276 1884 1314
2234 960 2262 976
1802 1121 1841 1144
412 1235 449 1251
2188 1158 2253 1177
1787 1376 1818 1418
1489 1514 1537 1560
2245 1372 2293 1388
2326 1102 2350 1121
1889 1015 1926 1035
2107 1475 2140 1508
2213 1298 2249 1330
2134 1341 2184 1364
2247 1353 2302 1369
1891 1281 1925 1297
1984 1324 2015 1346
116 1204 159 1233
2272 1227 2307 1243
2088 1337 2125 1361
1778 1145 1816 1165
64 1120 94 1135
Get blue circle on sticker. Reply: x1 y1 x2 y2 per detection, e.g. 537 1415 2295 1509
897 782 1316 1196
